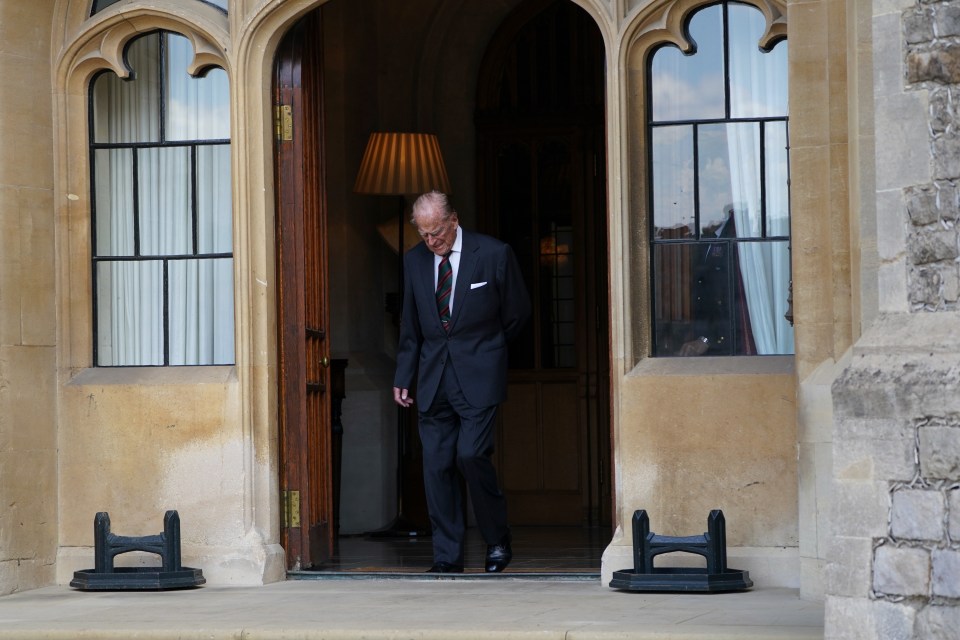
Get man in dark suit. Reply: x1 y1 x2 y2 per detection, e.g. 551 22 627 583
393 190 531 573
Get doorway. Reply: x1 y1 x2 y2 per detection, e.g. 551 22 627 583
274 0 611 574
476 0 611 529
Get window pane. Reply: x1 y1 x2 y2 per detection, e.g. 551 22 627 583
765 121 790 236
96 260 163 366
197 145 233 253
90 29 232 367
92 35 161 143
651 125 695 239
736 240 794 354
92 0 123 12
168 258 235 365
94 148 134 256
650 4 724 122
698 122 761 238
138 146 192 255
166 35 231 141
653 242 733 356
539 226 576 369
537 141 576 369
648 2 792 358
729 3 788 118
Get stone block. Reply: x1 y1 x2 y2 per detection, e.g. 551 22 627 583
877 188 907 262
825 597 916 640
835 417 914 442
908 266 941 307
903 7 934 44
834 435 915 483
908 229 958 265
891 488 944 540
934 130 960 180
825 536 874 597
832 480 889 538
935 4 960 37
873 545 930 597
919 425 960 479
875 92 931 190
931 548 960 597
939 180 960 220
944 266 960 303
835 353 960 417
878 260 910 313
908 44 960 85
904 183 939 225
917 603 960 640
873 13 906 100
948 489 960 540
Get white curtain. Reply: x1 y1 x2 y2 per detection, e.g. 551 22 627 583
92 32 233 366
725 5 793 355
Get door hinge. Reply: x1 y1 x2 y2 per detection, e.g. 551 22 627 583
274 104 293 141
282 490 300 528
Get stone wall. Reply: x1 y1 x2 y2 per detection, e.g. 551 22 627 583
827 1 960 636
0 0 58 595
904 2 960 309
829 314 960 638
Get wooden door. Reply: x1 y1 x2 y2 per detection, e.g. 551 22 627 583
476 0 610 526
274 10 333 570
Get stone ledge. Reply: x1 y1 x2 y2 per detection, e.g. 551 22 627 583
852 312 960 355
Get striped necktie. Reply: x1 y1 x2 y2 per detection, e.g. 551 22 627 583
436 253 452 330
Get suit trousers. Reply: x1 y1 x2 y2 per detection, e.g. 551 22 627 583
418 361 509 565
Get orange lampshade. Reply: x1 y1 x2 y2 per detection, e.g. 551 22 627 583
353 132 452 195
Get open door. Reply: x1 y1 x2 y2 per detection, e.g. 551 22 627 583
477 0 611 527
274 9 334 570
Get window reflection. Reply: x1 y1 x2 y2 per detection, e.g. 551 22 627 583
765 122 790 236
166 35 230 140
728 3 788 118
649 1 792 357
698 122 761 238
650 4 725 122
651 125 695 238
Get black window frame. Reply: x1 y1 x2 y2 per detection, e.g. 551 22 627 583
88 29 233 367
646 0 791 357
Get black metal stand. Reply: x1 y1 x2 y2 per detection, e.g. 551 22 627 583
609 509 752 592
71 511 205 591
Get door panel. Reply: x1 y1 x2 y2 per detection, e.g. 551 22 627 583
500 377 582 524
274 9 333 569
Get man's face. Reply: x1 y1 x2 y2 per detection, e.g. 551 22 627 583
415 211 458 256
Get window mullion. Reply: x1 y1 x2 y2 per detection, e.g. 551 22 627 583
132 148 141 257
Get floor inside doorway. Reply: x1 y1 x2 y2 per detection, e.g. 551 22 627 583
291 526 611 578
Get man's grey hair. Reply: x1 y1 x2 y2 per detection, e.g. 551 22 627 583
411 190 455 223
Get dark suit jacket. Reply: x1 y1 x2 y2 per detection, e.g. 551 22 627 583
394 229 530 410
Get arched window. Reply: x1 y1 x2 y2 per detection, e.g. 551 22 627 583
90 31 233 366
648 1 792 356
91 0 227 15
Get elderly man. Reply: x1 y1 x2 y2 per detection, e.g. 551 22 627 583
392 190 530 573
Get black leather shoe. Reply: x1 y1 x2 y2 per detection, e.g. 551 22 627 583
485 533 512 573
425 562 464 574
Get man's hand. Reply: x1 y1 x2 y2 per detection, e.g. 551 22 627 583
393 387 414 408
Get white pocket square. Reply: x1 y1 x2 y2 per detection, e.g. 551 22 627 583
470 281 487 289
